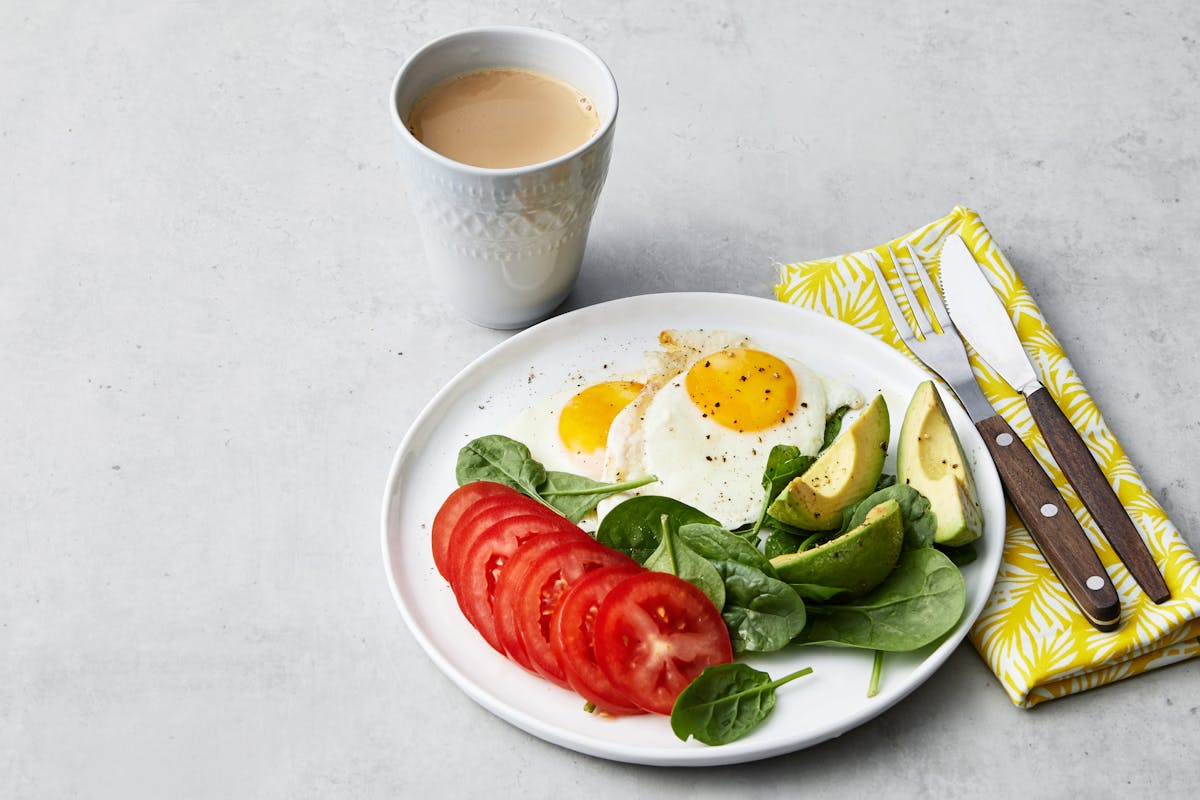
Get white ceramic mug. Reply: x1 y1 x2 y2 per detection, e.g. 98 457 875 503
390 27 619 329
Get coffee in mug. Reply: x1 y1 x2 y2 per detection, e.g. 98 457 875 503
407 68 600 169
391 27 618 329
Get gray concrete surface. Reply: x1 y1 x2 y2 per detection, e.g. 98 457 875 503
4 1 1199 797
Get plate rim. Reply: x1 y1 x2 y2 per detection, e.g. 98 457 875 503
380 290 1004 766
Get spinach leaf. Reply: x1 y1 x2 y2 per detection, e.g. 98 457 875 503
540 471 658 523
714 560 806 653
940 542 978 567
670 663 813 746
763 529 804 559
644 516 725 610
821 405 851 450
678 523 777 575
842 483 937 550
749 445 816 537
456 435 660 523
795 547 966 652
455 434 547 498
596 495 719 564
867 650 884 698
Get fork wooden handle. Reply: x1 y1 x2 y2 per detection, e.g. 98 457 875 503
976 413 1121 631
1025 387 1170 603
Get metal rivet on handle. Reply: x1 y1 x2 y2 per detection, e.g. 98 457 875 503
1086 575 1106 591
1040 503 1058 517
996 433 1014 446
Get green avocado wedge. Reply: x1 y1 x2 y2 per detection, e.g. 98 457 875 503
766 394 889 531
769 498 904 596
896 381 983 547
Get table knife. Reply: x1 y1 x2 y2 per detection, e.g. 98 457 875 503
938 234 1170 603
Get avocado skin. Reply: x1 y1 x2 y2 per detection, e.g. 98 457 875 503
767 394 890 530
896 381 982 547
770 499 904 596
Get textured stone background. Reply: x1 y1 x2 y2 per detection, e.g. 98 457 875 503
3 1 1198 796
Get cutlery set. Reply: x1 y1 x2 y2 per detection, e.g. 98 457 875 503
870 235 1169 632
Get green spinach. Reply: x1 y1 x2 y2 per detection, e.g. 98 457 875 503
941 542 978 567
821 405 851 450
644 515 726 609
749 445 816 537
678 523 777 575
596 495 718 564
714 560 806 653
670 663 813 746
795 547 966 651
763 528 805 559
841 483 937 550
867 650 884 698
456 434 547 498
455 434 657 523
540 471 658 523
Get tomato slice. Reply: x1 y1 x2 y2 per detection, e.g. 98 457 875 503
447 493 556 590
431 482 517 579
593 572 733 715
492 530 594 671
551 564 647 716
515 540 639 687
454 513 581 653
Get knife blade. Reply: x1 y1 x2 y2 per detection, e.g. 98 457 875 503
938 234 1170 603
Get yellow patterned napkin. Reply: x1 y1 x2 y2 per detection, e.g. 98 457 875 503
775 206 1200 707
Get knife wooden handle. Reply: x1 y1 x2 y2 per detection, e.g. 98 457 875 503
976 414 1121 631
1025 386 1170 603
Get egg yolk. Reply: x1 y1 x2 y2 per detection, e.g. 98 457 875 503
558 380 645 455
685 348 798 432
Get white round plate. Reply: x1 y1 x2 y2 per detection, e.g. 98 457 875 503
381 292 1004 767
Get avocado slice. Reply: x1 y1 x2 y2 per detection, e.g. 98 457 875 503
769 498 904 596
896 381 983 547
767 394 889 530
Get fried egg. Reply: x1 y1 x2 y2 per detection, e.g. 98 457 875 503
504 379 645 480
599 330 862 529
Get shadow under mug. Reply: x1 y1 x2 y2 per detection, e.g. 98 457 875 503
390 27 619 330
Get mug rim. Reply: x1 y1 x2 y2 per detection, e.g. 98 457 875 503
389 26 619 177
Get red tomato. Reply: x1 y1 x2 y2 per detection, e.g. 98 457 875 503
492 530 595 671
430 482 517 579
454 513 580 653
516 540 639 687
593 572 733 715
551 564 647 716
447 493 555 590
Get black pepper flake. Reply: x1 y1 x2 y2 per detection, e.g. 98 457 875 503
704 360 711 367
705 455 714 461
801 402 808 408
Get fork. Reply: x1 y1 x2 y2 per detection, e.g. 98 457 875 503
870 245 1121 632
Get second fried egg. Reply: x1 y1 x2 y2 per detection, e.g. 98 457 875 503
602 336 862 529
